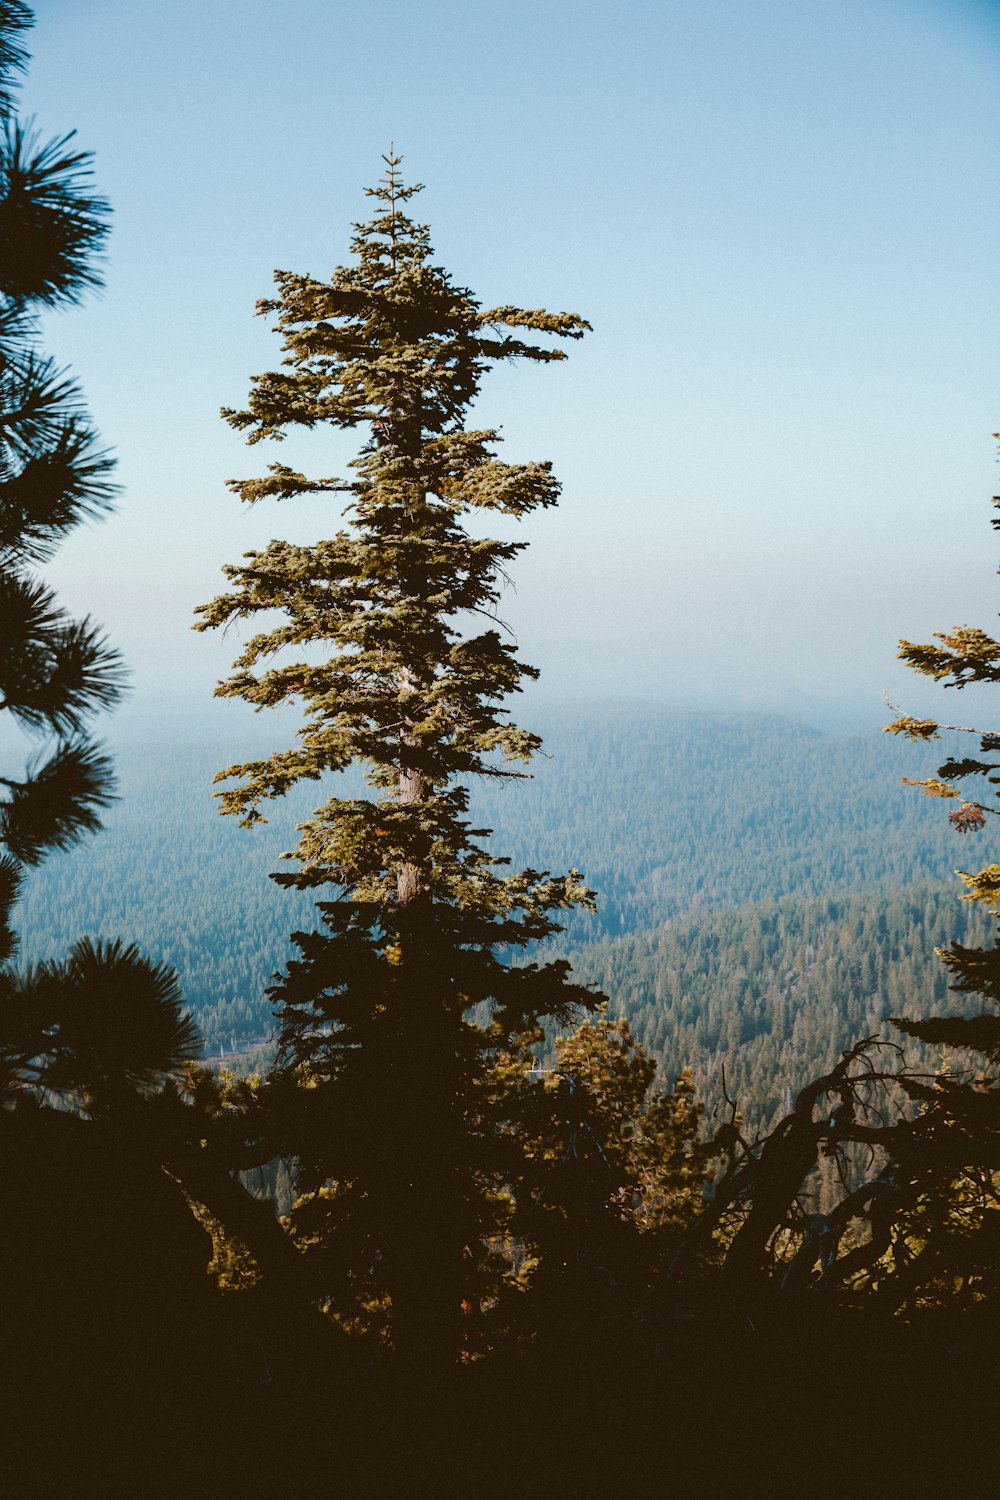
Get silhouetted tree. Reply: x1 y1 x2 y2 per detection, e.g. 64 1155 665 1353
885 465 1000 1060
513 1009 707 1346
0 9 120 952
0 3 208 1109
658 433 1000 1317
0 10 220 1421
873 450 1000 1308
197 150 595 1358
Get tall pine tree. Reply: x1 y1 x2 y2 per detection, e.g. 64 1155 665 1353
0 3 207 1104
0 7 221 1418
197 151 596 1358
0 1 121 967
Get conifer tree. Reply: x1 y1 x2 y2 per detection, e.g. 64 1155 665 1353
0 0 121 972
659 438 1000 1309
0 9 225 1409
0 1 211 1119
0 3 209 1100
884 454 1000 1059
0 5 249 1301
0 13 335 1401
866 450 1000 1304
197 151 596 1357
514 1010 707 1345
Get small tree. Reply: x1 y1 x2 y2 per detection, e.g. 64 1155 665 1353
514 1010 707 1344
197 151 596 1358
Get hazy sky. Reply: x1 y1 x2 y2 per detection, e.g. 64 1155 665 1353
23 0 1000 733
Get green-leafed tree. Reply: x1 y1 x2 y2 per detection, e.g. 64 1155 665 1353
197 150 596 1359
0 3 206 1103
871 450 1000 1308
659 437 1000 1314
0 6 220 1411
0 11 358 1331
885 466 1000 1057
513 1009 707 1346
0 18 334 1411
0 0 121 975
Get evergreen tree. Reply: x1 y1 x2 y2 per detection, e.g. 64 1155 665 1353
867 446 1000 1308
659 432 1000 1311
197 150 595 1358
0 10 225 1420
885 464 1000 1057
0 0 120 973
0 20 328 1399
514 1009 707 1345
0 5 207 1104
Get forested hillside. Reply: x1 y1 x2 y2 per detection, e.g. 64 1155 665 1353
569 884 990 1135
15 706 980 1081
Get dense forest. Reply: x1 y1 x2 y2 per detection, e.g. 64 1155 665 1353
16 712 986 1116
575 882 988 1120
14 710 976 996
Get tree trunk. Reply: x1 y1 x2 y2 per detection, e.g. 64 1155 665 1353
397 666 423 905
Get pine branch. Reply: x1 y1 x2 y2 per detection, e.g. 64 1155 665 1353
0 737 115 864
0 119 110 307
0 3 31 120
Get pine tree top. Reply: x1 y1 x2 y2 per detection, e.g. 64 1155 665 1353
221 150 589 454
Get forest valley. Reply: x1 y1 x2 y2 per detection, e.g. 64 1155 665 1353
3 5 1000 1491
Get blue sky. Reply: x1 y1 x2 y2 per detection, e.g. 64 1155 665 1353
24 0 1000 732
